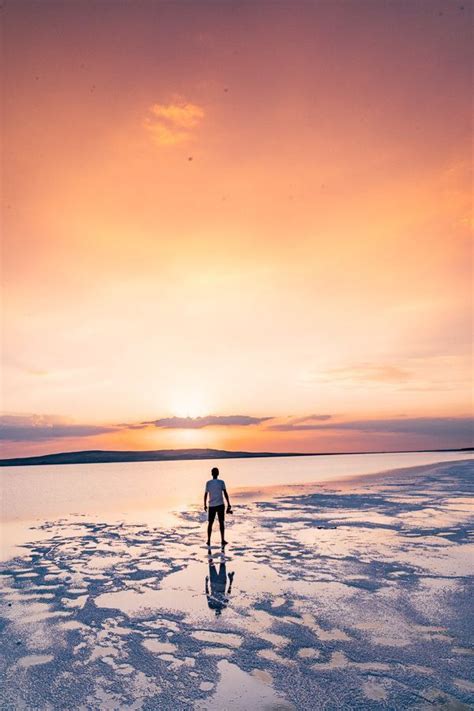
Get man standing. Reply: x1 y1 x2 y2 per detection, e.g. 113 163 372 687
204 467 232 547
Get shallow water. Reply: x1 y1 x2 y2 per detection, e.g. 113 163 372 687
1 450 472 524
1 450 472 562
1 459 473 710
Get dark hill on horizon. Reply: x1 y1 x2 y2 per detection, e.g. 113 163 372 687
0 447 303 467
0 447 472 467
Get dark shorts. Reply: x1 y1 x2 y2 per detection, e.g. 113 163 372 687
208 504 225 525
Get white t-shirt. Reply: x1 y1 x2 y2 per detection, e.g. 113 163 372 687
205 478 226 507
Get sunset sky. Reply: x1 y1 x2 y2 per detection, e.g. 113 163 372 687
1 0 472 458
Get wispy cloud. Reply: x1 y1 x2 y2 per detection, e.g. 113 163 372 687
2 412 471 448
140 415 272 429
321 363 412 383
0 413 272 443
305 356 471 393
0 415 117 442
144 98 204 146
269 416 473 439
267 414 333 430
289 414 333 424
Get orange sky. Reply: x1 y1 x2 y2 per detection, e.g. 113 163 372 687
1 1 472 457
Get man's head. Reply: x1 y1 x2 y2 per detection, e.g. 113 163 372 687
211 467 219 479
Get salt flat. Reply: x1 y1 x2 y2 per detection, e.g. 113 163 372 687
1 459 473 709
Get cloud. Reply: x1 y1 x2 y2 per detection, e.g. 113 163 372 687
268 416 473 440
0 412 272 443
144 99 204 146
3 412 470 447
321 363 412 383
290 414 333 424
0 415 117 442
120 423 149 430
308 356 471 393
266 414 334 431
141 415 272 429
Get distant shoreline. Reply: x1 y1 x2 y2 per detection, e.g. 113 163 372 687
0 446 472 468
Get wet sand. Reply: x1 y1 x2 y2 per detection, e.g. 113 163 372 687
1 459 473 709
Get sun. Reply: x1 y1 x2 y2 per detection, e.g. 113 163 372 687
170 391 211 419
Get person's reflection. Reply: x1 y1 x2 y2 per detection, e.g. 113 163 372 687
205 558 235 616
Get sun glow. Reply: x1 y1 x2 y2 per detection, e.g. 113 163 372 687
172 429 206 446
170 391 211 419
2 1 471 458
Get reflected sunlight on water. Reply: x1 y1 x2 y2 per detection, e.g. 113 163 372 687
1 451 472 524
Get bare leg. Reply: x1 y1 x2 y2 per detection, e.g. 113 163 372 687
218 507 227 545
207 508 216 546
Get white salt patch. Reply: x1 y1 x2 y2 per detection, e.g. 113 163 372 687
259 631 290 647
297 648 320 659
271 597 286 608
89 645 117 661
17 655 53 668
313 651 348 670
191 631 242 647
200 682 214 691
202 647 234 657
363 680 388 701
257 649 292 665
251 669 273 684
62 595 88 609
142 639 177 654
61 620 87 631
454 678 474 693
16 573 39 578
452 647 474 655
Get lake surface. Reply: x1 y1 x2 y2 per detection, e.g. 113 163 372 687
1 450 472 524
0 452 474 711
1 456 473 708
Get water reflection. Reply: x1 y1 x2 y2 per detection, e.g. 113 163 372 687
206 557 235 617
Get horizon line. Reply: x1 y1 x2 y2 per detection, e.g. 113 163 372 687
0 445 472 468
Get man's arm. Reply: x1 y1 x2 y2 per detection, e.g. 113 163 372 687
223 487 231 510
204 490 208 511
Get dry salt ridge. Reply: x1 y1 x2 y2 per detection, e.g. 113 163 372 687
1 459 473 710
